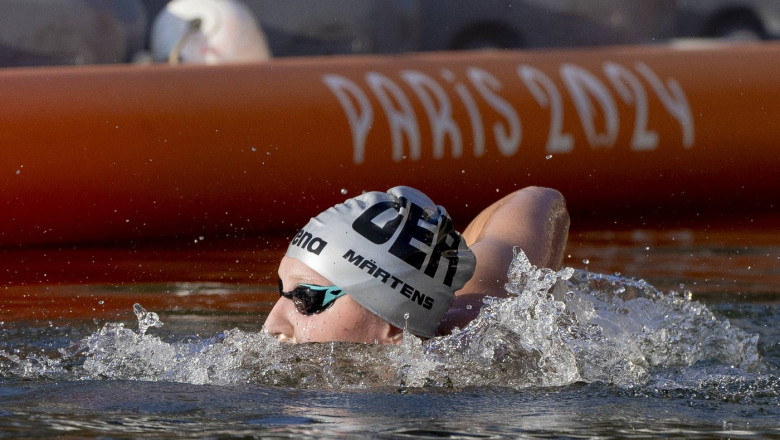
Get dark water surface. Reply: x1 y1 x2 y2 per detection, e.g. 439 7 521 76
1 226 778 438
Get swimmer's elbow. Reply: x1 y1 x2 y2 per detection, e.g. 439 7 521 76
528 186 569 225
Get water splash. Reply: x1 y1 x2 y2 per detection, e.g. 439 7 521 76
0 249 767 395
133 303 162 336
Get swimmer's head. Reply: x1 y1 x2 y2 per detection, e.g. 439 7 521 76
284 186 476 338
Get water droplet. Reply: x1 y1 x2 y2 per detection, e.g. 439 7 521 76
466 304 472 310
340 188 348 195
582 259 590 265
251 147 257 152
546 154 553 159
98 300 104 305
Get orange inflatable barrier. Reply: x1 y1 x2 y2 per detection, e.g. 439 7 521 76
1 43 779 247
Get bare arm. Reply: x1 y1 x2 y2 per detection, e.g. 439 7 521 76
438 186 570 334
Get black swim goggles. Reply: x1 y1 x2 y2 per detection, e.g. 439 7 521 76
278 278 347 315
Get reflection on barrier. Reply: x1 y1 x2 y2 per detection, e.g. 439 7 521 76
1 43 778 246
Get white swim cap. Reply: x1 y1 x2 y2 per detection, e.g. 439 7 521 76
284 187 476 338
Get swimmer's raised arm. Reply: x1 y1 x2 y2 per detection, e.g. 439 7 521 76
463 186 570 275
438 187 570 334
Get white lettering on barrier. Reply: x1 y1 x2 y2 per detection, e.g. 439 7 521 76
518 65 573 154
402 70 463 159
604 62 658 151
560 64 620 149
322 61 695 164
366 71 421 161
322 74 374 164
634 62 694 148
442 68 486 157
466 67 522 156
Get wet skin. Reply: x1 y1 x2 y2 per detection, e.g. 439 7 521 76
264 256 403 344
263 186 570 344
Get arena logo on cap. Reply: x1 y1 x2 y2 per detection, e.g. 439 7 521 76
290 229 328 255
351 196 463 287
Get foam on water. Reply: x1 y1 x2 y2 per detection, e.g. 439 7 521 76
0 249 770 396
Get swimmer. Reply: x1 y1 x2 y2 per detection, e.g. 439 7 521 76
263 186 569 344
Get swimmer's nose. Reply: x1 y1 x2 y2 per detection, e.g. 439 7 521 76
262 298 296 343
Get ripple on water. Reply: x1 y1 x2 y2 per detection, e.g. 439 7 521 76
0 249 774 407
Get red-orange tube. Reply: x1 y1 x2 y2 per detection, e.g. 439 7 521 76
1 43 779 247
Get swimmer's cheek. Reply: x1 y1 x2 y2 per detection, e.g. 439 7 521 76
297 320 332 343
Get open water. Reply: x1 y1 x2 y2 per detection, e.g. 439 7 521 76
1 226 778 438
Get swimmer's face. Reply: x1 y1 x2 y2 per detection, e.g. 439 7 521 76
263 256 403 344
